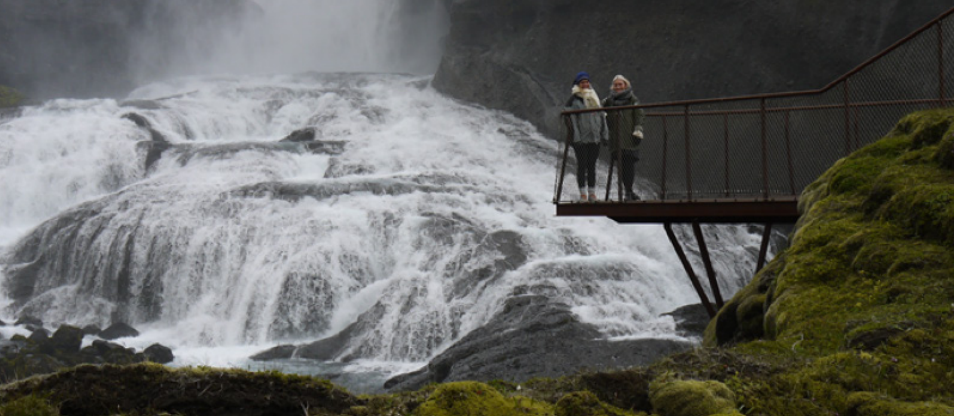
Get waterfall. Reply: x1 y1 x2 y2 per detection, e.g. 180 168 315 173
0 73 770 366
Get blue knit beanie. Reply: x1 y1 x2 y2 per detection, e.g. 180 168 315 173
573 72 590 86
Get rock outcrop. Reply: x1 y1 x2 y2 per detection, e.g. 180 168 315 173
434 0 953 136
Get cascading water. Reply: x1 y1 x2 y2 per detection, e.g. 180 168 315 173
0 1 775 394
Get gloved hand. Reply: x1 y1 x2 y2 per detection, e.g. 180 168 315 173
633 126 644 139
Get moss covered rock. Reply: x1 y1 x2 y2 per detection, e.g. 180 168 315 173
649 375 739 416
0 85 23 108
415 381 553 416
554 391 644 416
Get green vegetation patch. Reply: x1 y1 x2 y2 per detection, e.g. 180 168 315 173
414 381 554 416
0 394 60 416
0 85 23 108
0 363 358 416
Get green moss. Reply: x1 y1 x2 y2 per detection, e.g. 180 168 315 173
877 183 954 246
893 109 954 148
0 85 24 108
554 391 644 416
936 129 954 169
847 392 954 416
0 394 60 416
649 374 739 416
414 382 553 416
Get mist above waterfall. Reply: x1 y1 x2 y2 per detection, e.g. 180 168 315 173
131 0 450 84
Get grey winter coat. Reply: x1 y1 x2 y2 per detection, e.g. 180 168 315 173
565 93 609 145
602 91 645 152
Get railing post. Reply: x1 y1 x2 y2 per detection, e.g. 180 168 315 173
662 116 669 200
555 115 573 203
616 111 624 201
939 23 947 106
844 80 851 155
761 98 769 200
724 113 730 197
785 111 796 195
684 105 693 201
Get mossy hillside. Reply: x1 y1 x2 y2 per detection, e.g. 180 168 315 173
0 85 23 108
702 108 954 415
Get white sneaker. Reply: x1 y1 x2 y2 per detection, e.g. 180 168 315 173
579 193 589 202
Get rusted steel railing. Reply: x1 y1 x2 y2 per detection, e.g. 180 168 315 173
554 7 954 204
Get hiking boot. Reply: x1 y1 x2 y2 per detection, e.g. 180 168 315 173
625 192 640 202
579 193 589 203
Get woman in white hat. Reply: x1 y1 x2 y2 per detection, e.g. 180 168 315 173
601 75 645 201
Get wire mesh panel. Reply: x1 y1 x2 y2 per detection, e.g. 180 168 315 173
554 8 954 205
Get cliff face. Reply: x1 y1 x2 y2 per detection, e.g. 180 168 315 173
0 0 257 99
433 0 952 136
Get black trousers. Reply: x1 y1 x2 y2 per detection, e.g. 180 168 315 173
612 149 640 193
572 143 600 188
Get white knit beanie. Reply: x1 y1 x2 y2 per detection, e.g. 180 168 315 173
612 75 631 89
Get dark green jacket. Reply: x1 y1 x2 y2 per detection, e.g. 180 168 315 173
602 92 645 152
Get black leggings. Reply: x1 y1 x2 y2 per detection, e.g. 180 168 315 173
613 149 640 193
572 143 600 188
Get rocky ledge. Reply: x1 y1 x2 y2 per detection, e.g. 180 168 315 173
0 317 173 384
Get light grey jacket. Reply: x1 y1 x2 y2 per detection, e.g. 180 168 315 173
564 89 608 144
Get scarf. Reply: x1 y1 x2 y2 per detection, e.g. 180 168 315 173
571 85 602 109
607 88 637 107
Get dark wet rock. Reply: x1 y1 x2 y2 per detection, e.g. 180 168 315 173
100 323 140 340
385 295 693 391
323 160 376 178
120 100 164 111
279 127 317 142
122 112 153 129
15 315 43 329
166 140 345 167
663 303 711 339
91 339 128 356
231 178 449 202
81 325 102 336
138 140 173 171
143 344 174 364
28 328 50 343
249 345 297 361
43 325 85 354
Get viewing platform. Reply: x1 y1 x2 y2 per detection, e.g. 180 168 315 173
553 6 954 316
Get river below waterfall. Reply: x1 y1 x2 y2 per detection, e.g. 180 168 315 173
0 73 770 393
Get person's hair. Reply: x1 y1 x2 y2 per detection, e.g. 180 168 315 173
612 75 631 89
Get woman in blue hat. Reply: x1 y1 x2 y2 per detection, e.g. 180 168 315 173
565 71 608 202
